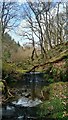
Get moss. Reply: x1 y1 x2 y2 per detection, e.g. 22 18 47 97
16 68 27 74
37 82 67 119
2 61 27 80
2 62 16 74
37 98 65 118
43 59 68 83
0 81 4 91
49 50 68 63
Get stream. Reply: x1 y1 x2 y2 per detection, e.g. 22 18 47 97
1 72 49 120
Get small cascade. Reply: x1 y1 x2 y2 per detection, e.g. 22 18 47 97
12 97 42 107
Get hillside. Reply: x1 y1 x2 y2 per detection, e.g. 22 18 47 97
2 33 68 70
2 33 21 62
2 33 34 78
27 42 68 72
2 35 68 81
2 33 33 63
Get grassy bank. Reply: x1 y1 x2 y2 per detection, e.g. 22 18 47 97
36 82 68 119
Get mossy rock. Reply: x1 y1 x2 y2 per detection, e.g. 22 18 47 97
41 86 50 100
0 81 4 91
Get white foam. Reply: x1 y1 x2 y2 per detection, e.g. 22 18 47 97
12 97 42 107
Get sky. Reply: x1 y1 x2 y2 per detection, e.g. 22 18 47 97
7 0 66 46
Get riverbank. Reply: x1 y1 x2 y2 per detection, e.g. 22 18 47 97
36 81 68 119
1 81 68 120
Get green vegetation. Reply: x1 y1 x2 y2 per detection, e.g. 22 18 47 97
2 33 68 120
36 82 68 119
1 1 68 119
43 59 68 83
2 33 68 76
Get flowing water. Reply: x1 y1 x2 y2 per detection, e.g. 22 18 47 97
1 72 48 120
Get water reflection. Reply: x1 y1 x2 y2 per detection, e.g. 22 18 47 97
31 70 36 100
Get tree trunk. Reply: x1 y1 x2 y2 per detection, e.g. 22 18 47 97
66 2 68 41
46 11 52 49
57 3 60 45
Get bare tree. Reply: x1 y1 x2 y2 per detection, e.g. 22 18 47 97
18 3 38 60
18 1 66 60
27 1 48 57
1 0 20 38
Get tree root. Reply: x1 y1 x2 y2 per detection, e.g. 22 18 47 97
2 80 14 103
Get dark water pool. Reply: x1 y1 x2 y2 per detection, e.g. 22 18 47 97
2 97 42 120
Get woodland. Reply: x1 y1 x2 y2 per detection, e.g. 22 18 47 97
0 1 68 120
